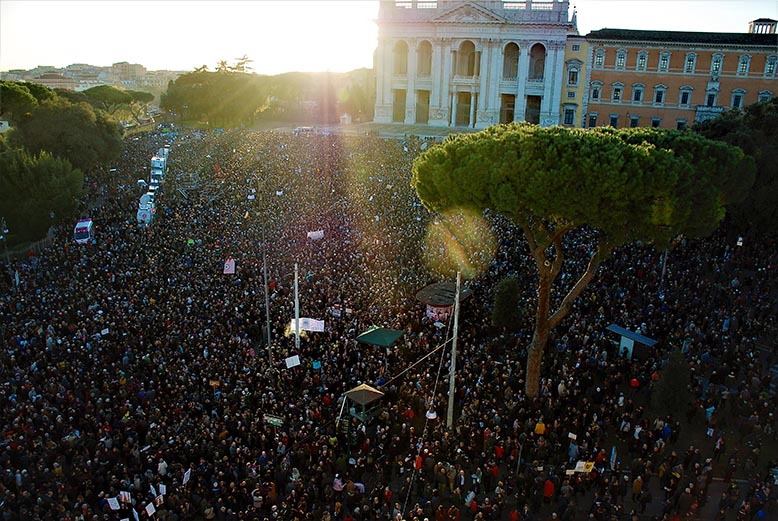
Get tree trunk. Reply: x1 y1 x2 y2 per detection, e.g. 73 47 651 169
525 269 552 398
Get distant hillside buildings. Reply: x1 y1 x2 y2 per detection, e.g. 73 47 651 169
1 61 184 98
373 0 777 129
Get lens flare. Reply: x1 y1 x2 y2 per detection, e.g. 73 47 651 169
423 209 496 279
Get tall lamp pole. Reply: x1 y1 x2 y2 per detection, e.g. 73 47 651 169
254 177 273 367
262 226 272 366
294 263 300 352
446 271 462 429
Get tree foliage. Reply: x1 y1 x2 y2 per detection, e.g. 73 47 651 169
84 85 134 114
694 98 778 235
412 123 753 397
23 82 57 103
652 348 691 417
0 145 84 242
161 69 269 126
9 96 123 172
492 276 522 331
0 81 39 124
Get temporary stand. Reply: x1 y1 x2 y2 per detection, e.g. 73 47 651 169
336 384 385 425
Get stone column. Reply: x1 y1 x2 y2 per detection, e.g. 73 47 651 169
540 41 564 127
476 39 501 129
405 40 418 124
430 38 443 107
429 38 452 127
514 42 531 122
374 37 394 124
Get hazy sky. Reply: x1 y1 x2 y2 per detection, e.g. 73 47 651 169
1 0 775 73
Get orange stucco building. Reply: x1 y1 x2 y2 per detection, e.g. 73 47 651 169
581 19 777 130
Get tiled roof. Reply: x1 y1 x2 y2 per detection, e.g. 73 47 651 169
586 28 778 47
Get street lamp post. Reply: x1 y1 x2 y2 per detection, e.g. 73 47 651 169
253 178 274 368
262 226 272 367
446 271 462 429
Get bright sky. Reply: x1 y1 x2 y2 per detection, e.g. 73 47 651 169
1 0 775 73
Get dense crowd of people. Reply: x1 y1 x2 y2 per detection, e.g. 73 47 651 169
0 127 776 521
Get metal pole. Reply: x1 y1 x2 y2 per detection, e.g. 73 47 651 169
294 262 300 352
262 226 272 366
446 271 461 429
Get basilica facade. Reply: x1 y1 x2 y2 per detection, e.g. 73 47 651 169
373 0 578 129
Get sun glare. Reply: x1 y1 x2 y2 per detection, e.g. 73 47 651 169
423 209 496 279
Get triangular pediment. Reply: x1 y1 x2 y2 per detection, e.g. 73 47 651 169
432 2 506 24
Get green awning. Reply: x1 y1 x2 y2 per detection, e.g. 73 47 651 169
356 326 404 347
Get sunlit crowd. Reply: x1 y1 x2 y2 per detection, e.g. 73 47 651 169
0 127 776 521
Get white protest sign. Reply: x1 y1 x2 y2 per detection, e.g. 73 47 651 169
285 355 301 368
223 257 235 274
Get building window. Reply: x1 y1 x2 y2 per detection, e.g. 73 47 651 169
765 56 777 77
571 44 580 51
684 53 697 73
758 90 773 103
594 50 605 69
658 52 670 72
591 82 602 101
588 113 598 127
654 85 667 105
737 55 751 76
567 91 576 99
676 119 687 130
711 54 723 76
567 67 579 86
616 50 627 70
706 92 718 107
632 84 644 103
630 115 640 128
679 87 693 107
731 89 745 109
564 108 575 125
636 51 648 71
612 85 623 101
651 117 661 128
609 114 619 128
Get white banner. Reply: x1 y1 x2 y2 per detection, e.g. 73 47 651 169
290 318 325 332
307 230 324 240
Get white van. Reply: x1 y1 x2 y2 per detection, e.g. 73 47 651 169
73 219 94 244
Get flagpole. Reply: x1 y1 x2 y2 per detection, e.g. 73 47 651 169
294 263 300 352
446 271 461 429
